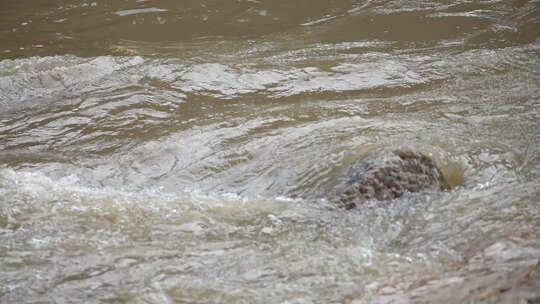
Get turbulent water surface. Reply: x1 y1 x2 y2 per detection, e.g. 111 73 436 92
1 0 540 303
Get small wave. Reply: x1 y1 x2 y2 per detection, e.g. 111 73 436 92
115 8 168 17
0 53 443 108
0 167 302 227
0 56 145 105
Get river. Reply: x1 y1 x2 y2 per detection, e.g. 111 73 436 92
1 0 540 303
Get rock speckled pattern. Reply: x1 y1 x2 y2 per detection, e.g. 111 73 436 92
335 150 445 209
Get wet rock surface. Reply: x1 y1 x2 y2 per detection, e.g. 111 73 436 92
361 240 540 304
333 150 446 209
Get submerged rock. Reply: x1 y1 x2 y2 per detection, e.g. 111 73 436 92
334 150 445 209
365 240 540 304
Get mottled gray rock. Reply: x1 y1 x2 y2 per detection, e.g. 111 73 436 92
334 150 445 209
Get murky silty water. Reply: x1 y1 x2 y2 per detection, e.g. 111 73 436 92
1 1 540 303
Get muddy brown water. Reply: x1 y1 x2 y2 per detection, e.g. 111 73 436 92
1 0 540 303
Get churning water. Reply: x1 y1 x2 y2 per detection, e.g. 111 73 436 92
1 0 540 303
